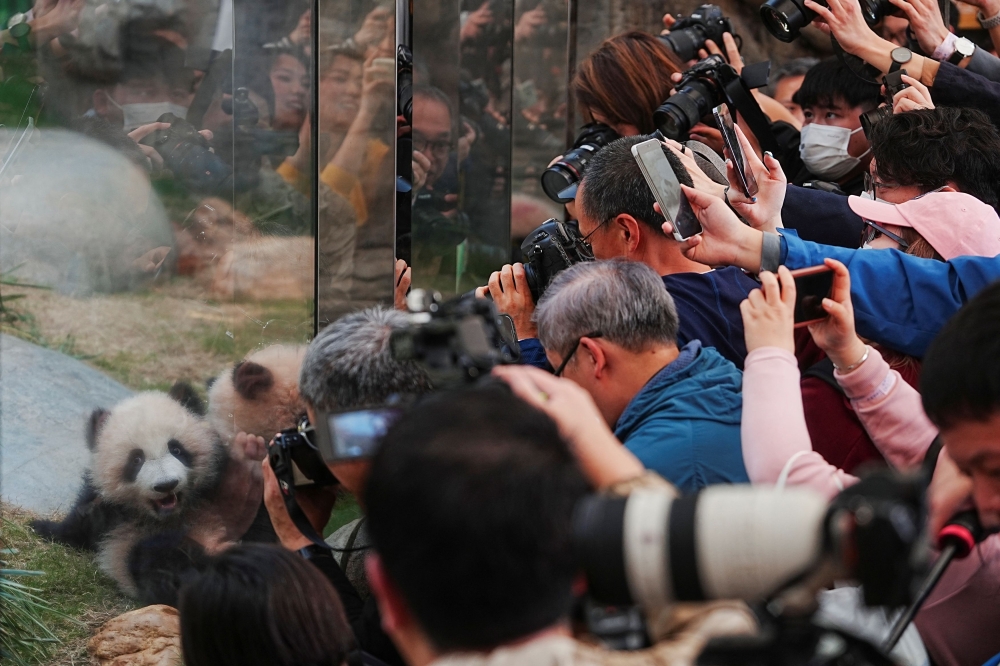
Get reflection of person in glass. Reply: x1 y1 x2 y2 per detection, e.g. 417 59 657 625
267 49 310 131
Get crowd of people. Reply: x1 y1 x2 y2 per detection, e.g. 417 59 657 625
10 0 1000 664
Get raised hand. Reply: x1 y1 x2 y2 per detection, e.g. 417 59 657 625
806 258 868 372
726 124 786 233
740 267 796 353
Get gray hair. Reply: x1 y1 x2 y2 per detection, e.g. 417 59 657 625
765 57 819 96
535 259 679 357
300 306 431 411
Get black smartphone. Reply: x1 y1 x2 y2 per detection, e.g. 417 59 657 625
313 406 404 462
713 104 759 199
790 265 834 327
631 138 703 240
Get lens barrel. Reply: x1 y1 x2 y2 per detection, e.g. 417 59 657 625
661 27 705 63
653 79 714 140
759 0 816 42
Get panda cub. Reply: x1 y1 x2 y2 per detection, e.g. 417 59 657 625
32 390 227 606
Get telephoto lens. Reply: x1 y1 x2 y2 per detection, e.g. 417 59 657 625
760 0 894 42
659 5 737 63
653 55 733 140
541 123 620 203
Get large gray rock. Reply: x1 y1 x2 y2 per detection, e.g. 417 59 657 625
1 334 132 514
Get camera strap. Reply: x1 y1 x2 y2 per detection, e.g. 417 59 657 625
270 447 336 550
723 76 780 157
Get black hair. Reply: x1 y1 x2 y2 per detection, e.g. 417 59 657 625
871 107 1000 208
364 383 590 651
178 544 354 666
793 57 881 113
921 281 1000 430
579 133 693 233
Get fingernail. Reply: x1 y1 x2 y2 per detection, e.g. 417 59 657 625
764 151 773 158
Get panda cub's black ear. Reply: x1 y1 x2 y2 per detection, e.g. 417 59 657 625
169 381 206 415
232 361 273 400
86 409 110 450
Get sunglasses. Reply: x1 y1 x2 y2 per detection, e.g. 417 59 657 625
553 331 603 377
860 219 909 249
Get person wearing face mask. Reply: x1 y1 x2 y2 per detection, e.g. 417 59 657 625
89 38 196 132
788 58 881 196
779 105 1000 248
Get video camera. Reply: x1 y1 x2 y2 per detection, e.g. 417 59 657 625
541 123 620 204
860 70 908 141
660 5 740 64
760 0 895 42
519 218 595 303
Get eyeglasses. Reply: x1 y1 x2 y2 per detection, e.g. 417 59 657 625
863 172 905 200
553 331 603 377
413 136 451 157
860 219 909 249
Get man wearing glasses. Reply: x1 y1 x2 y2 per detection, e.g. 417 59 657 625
533 258 749 493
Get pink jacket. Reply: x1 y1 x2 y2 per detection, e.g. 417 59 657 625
741 346 1000 666
741 346 935 498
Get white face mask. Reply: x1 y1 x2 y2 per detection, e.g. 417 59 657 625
108 95 188 132
799 123 870 181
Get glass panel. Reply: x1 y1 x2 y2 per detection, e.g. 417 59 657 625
406 0 513 297
315 0 397 325
0 0 317 626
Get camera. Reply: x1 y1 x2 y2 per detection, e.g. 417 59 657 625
141 113 233 193
659 5 739 64
398 44 414 125
390 289 520 390
520 218 595 303
654 55 747 141
212 87 299 192
267 414 339 491
760 0 894 43
860 70 908 141
541 123 620 203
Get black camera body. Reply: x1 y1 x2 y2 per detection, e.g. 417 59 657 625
860 70 909 141
142 113 233 193
654 55 741 141
520 218 595 303
761 0 894 42
390 291 519 390
541 123 620 203
267 414 339 492
660 5 738 64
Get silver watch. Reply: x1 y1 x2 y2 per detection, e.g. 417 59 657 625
979 10 1000 30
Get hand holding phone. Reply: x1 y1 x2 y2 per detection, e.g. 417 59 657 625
631 138 703 241
800 259 868 371
713 104 759 199
789 264 834 327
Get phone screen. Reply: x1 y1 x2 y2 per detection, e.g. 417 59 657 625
318 407 403 462
713 104 759 198
632 139 703 240
792 268 834 325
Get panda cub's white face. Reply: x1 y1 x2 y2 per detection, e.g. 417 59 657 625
90 393 221 520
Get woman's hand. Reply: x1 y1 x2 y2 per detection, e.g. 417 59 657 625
887 0 950 56
704 32 744 74
725 124 786 233
893 74 935 112
741 267 796 354
807 258 868 372
805 0 882 59
661 138 727 200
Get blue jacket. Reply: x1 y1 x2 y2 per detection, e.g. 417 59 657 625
519 266 758 370
613 341 749 494
778 230 1000 358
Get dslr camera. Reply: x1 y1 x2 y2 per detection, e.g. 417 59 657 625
141 113 233 193
761 0 895 42
541 122 620 203
654 55 752 141
520 218 595 303
860 70 908 140
660 5 740 64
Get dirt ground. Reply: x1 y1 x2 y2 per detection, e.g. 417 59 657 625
0 276 313 392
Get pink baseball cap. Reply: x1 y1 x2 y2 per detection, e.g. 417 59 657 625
848 192 1000 260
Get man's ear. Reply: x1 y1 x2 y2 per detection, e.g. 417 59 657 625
578 337 608 379
366 553 413 636
941 184 959 193
613 214 643 255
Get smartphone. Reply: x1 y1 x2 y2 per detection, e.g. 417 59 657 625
712 104 759 199
631 138 703 241
789 265 834 327
313 406 404 462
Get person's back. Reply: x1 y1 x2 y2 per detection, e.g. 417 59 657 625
534 260 749 493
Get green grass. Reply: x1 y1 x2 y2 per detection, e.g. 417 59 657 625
1 510 134 665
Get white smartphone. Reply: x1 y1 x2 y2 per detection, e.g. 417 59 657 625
631 138 703 241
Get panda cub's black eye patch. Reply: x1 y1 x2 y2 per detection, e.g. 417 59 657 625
168 439 194 467
124 449 145 482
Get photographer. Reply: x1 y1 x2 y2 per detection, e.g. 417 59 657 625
258 305 432 666
488 135 759 369
364 379 756 666
532 259 748 493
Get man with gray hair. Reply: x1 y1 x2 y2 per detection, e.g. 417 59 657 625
262 305 430 666
535 259 748 493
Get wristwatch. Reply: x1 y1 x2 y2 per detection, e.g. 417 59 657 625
889 47 912 73
979 10 1000 30
948 37 976 65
